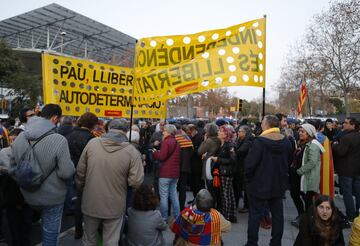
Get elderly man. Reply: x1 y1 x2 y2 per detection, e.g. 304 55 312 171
171 189 231 246
153 124 181 222
76 119 144 246
244 115 292 246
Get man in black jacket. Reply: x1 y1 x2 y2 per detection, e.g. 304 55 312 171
244 115 292 246
332 117 360 222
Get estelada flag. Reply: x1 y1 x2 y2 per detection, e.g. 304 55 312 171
296 79 307 116
317 133 335 198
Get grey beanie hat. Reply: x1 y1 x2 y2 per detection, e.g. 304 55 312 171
301 123 316 137
108 119 129 132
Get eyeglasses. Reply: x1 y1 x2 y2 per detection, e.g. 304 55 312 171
26 113 35 118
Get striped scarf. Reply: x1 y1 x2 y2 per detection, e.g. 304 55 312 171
171 206 221 245
175 132 193 149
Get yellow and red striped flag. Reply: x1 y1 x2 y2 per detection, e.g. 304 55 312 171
319 135 335 197
296 79 307 116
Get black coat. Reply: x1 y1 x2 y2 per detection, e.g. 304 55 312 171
294 208 345 246
179 147 193 173
66 127 94 167
0 174 24 207
332 130 360 176
216 141 236 177
235 136 253 174
57 125 73 137
191 132 203 176
139 127 152 147
244 133 292 199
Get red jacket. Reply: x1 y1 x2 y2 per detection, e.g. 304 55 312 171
153 134 180 178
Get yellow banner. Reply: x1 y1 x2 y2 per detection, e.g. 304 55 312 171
42 53 167 118
134 18 266 102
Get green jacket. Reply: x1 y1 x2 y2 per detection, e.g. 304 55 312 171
297 141 322 193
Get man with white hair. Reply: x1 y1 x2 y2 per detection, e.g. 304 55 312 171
76 119 144 246
153 124 181 222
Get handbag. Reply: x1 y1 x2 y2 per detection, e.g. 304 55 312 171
205 157 215 180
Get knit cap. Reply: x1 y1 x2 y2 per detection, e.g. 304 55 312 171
301 123 316 137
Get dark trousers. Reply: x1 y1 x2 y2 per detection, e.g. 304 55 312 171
0 210 3 237
64 179 76 214
75 191 83 233
246 195 284 246
206 180 221 211
233 175 242 208
304 191 317 211
178 172 189 211
190 173 204 199
6 204 33 246
289 167 305 216
233 175 248 209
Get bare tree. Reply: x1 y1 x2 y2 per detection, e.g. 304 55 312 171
306 0 360 116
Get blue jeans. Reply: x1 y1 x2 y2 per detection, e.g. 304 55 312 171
339 176 360 220
41 204 63 246
159 178 180 222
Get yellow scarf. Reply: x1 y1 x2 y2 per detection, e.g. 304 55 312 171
260 127 280 136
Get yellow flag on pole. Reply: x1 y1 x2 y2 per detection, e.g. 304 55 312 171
134 18 266 103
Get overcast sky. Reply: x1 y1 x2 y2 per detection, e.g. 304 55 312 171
0 0 331 101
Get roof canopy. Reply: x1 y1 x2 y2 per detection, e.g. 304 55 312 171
0 3 136 67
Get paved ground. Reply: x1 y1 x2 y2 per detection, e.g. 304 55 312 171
1 190 352 246
56 191 351 246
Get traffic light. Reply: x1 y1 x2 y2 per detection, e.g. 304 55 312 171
238 99 243 112
0 99 7 109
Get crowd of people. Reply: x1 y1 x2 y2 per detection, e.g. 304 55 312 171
0 104 360 246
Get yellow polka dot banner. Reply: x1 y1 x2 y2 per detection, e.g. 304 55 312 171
42 53 167 118
134 18 266 102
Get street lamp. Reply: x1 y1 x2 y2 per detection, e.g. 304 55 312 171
60 31 66 53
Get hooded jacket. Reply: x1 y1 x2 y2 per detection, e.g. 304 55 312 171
75 130 144 219
10 116 75 206
244 131 292 199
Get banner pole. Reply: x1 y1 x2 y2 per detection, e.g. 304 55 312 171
129 104 134 143
262 14 267 119
164 99 168 121
305 76 312 117
262 88 266 119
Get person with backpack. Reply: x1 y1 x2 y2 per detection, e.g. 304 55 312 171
0 128 33 246
9 104 75 246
